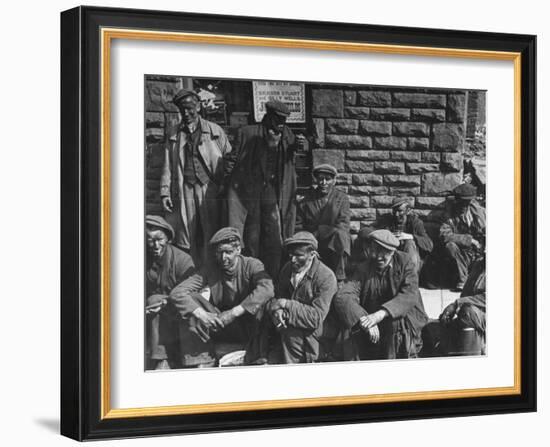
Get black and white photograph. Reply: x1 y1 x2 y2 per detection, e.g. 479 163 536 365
144 75 487 370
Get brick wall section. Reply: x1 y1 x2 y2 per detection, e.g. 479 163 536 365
311 87 467 236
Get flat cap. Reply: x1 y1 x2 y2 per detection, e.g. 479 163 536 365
453 183 477 200
357 225 376 242
391 196 410 209
172 88 200 105
265 100 290 117
367 229 400 251
283 231 318 250
145 215 175 241
209 227 241 246
313 163 338 177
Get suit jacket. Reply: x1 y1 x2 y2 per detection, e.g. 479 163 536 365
295 187 351 256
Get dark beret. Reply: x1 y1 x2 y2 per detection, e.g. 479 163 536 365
391 196 410 209
265 100 290 117
209 227 241 246
145 215 175 241
367 229 400 251
284 231 318 250
453 183 477 200
313 163 338 177
172 89 200 105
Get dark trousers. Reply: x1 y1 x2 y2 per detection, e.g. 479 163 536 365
444 242 477 287
399 239 420 275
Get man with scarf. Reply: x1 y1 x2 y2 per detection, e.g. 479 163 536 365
440 183 486 291
295 164 351 281
266 231 338 363
144 215 201 369
224 100 304 280
168 227 274 367
160 89 231 267
334 229 428 360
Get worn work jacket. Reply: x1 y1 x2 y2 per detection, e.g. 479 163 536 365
295 187 351 256
457 257 486 311
377 212 433 256
225 122 297 240
441 199 486 249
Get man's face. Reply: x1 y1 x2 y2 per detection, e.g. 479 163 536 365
315 172 336 196
456 198 472 215
146 228 169 259
215 242 241 271
288 245 314 273
365 241 394 270
393 202 410 225
177 99 200 125
264 110 287 133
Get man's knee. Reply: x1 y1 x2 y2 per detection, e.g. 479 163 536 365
457 303 485 332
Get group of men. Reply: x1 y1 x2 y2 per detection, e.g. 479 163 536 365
144 88 487 369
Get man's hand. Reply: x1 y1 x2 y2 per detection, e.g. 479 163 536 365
192 307 223 330
161 196 173 213
271 309 287 329
145 299 166 315
368 325 380 344
471 238 481 250
359 310 388 330
439 302 458 324
218 306 245 327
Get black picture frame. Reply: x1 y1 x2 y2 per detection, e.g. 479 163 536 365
60 5 536 441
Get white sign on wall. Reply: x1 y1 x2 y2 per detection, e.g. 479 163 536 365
253 81 306 123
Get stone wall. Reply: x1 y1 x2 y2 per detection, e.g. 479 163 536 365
310 86 468 235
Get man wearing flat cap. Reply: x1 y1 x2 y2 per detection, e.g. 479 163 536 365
144 215 201 369
168 227 274 367
266 231 337 363
224 100 306 280
439 183 486 291
160 88 231 267
295 163 351 281
376 197 433 275
334 229 428 360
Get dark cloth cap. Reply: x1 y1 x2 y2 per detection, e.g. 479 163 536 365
367 229 400 251
453 183 477 200
391 196 410 209
284 231 318 250
265 100 290 117
209 227 241 246
313 163 338 177
357 226 376 242
172 89 200 105
145 215 175 241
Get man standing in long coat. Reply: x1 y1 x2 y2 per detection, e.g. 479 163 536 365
334 229 428 360
225 100 300 280
295 164 351 281
168 227 274 367
160 89 232 267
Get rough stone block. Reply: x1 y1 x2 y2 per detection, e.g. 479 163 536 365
349 185 389 195
145 80 180 112
374 161 406 174
433 123 465 152
441 152 463 172
146 112 165 127
371 195 394 207
411 109 446 122
447 93 466 123
422 173 462 195
311 118 325 148
351 174 384 186
422 152 441 163
344 107 370 119
374 136 408 151
392 122 429 137
359 120 392 136
326 135 372 149
393 93 446 108
384 174 421 187
344 91 357 106
389 186 421 196
408 137 430 151
415 196 447 209
312 89 344 117
325 118 359 134
346 150 390 161
370 108 411 121
312 149 345 171
406 163 440 174
345 160 374 173
390 151 421 162
351 208 377 221
335 174 352 185
376 208 393 219
335 185 349 194
358 91 392 107
349 196 371 208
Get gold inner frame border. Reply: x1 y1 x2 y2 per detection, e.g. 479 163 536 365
100 27 522 419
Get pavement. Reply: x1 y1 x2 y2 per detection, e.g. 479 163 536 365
420 288 461 319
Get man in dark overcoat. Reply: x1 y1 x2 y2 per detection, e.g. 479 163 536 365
225 100 300 280
168 227 274 367
334 229 428 360
295 163 351 281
